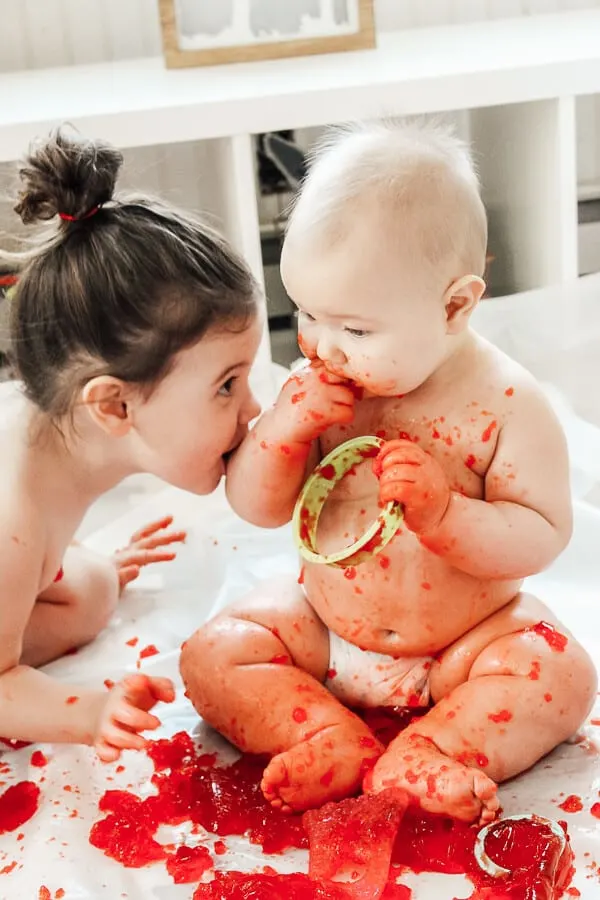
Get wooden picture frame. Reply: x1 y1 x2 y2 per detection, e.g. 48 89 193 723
159 0 376 69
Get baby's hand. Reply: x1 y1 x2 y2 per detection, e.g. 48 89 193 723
273 360 356 443
94 674 175 762
374 440 450 534
113 516 187 591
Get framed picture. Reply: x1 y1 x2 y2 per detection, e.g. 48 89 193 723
159 0 376 69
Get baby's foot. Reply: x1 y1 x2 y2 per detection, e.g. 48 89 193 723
364 733 500 825
261 720 383 814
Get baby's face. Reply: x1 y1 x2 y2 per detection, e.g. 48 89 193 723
281 228 452 398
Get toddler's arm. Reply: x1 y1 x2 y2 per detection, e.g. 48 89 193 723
226 361 355 527
0 512 174 755
379 385 571 580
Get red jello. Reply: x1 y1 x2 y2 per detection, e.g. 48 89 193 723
166 844 214 884
0 781 40 834
304 789 409 899
192 871 351 899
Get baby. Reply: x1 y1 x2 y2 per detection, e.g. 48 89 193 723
180 120 597 824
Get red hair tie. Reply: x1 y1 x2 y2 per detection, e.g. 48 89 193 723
58 205 101 223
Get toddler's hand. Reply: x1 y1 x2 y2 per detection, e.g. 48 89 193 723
94 674 175 762
374 440 450 534
273 360 356 444
113 516 187 591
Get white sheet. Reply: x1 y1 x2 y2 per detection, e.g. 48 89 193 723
1 276 600 899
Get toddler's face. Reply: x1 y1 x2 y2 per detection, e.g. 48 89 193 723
281 229 452 398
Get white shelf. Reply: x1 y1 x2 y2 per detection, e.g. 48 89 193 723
2 10 600 160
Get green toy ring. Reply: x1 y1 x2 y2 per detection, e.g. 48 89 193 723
292 436 403 568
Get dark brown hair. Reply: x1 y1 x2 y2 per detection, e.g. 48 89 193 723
4 127 258 417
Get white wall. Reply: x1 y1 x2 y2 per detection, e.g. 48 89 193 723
0 0 598 199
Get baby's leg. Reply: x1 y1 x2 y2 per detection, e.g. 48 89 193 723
180 574 383 812
366 592 597 824
21 544 120 667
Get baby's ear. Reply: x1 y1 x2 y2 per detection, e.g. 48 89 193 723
81 376 133 436
443 275 486 334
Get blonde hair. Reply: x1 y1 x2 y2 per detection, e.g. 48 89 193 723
287 119 488 277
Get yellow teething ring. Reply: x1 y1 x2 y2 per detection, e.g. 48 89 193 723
292 436 403 568
474 815 567 878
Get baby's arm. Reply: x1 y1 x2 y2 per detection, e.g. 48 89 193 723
226 361 355 526
379 384 571 580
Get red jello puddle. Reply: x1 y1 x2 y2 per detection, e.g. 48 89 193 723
89 711 575 897
0 781 40 834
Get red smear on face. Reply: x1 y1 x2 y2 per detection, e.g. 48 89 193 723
360 446 380 460
529 621 569 652
139 645 159 660
280 444 292 455
126 637 139 648
0 782 40 834
559 795 583 813
30 750 48 768
481 420 498 442
488 709 513 724
465 454 476 469
292 392 306 404
166 844 214 884
66 696 79 705
347 382 364 401
421 582 431 591
344 567 357 580
379 555 391 569
270 654 290 665
292 707 308 724
544 693 553 703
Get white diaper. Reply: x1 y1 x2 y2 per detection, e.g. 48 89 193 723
325 630 433 709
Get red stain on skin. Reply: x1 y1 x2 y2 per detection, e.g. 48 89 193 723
528 661 541 680
544 693 553 703
465 454 476 469
280 444 291 455
375 430 387 440
30 751 48 768
379 555 391 569
139 645 159 660
559 795 583 813
66 696 79 705
260 440 268 450
0 782 40 834
505 386 515 396
319 768 335 787
126 637 139 648
481 420 498 442
269 655 290 665
104 679 115 690
343 567 357 580
421 582 432 591
292 707 308 724
529 621 569 652
326 669 337 680
488 709 513 723
291 392 306 404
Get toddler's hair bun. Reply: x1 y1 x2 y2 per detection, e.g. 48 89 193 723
14 126 123 225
